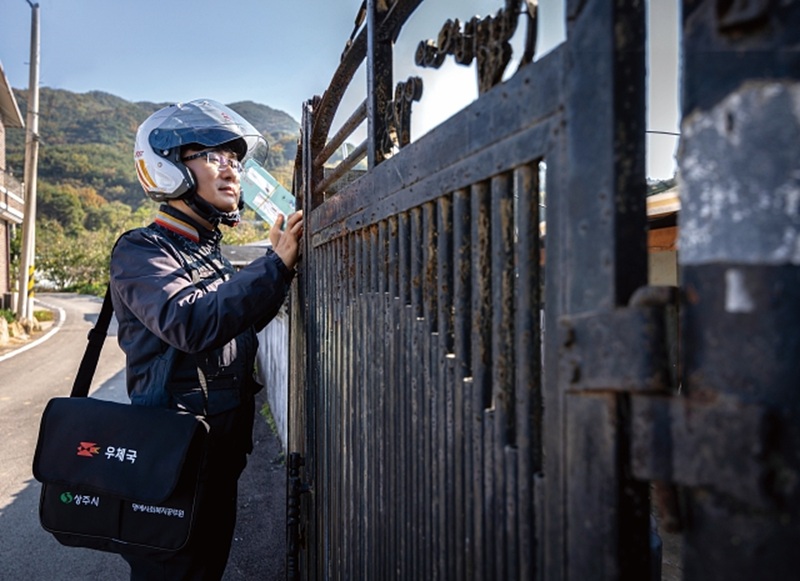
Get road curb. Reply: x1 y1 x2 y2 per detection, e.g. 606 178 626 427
0 300 65 363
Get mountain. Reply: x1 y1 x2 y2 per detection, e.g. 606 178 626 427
227 100 300 136
5 88 300 209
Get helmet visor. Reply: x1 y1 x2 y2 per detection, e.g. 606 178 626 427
148 99 269 167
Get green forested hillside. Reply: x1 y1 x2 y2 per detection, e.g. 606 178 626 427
6 88 299 207
5 88 300 294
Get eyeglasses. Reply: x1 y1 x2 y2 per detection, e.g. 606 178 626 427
181 151 243 173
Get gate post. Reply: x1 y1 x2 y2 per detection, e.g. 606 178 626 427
558 0 649 579
678 2 800 578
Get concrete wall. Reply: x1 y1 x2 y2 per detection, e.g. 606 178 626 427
255 310 289 450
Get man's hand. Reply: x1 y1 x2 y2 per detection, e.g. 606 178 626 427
270 210 304 270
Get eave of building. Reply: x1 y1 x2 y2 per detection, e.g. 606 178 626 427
0 60 24 129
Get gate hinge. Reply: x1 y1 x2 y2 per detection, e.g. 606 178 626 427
559 286 678 393
287 452 311 581
631 393 773 510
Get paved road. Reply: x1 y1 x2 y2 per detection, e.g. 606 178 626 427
0 293 286 580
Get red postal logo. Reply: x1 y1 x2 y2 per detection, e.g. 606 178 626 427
76 442 100 457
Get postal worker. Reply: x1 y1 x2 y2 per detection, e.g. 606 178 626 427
109 98 303 580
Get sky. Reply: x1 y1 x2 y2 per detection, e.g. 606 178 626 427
0 0 679 178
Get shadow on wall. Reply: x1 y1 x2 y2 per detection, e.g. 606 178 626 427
256 311 288 450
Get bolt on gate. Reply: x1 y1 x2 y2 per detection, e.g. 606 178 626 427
285 1 800 579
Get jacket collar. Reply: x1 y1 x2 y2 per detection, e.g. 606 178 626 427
154 204 222 245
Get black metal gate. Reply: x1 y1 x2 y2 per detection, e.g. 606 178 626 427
286 1 800 579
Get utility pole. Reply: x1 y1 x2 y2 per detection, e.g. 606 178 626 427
16 1 40 321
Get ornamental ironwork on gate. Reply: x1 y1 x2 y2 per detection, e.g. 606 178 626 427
286 1 800 579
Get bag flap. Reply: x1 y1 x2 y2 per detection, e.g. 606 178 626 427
32 397 208 503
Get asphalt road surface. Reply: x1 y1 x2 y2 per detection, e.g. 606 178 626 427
0 293 286 580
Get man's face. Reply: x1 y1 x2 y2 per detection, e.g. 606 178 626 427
182 148 242 213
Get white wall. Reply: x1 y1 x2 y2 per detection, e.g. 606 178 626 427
256 311 289 450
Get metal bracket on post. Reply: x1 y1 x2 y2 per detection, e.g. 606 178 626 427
286 452 311 581
630 394 771 507
561 285 776 531
558 286 678 395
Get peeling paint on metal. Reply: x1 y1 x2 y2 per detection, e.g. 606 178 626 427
679 82 800 265
724 268 755 313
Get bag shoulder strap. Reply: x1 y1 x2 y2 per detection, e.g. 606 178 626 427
70 286 113 398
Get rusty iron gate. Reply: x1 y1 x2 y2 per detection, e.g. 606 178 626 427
286 1 800 579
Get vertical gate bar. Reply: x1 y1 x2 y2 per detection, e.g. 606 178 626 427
438 193 458 579
340 235 351 581
343 236 351 580
380 220 390 579
326 239 333 581
321 239 330 581
471 180 492 579
370 223 378 293
410 206 423 316
534 472 546 581
339 297 345 581
352 235 360 581
387 214 400 579
437 194 454 350
435 193 456 579
389 296 400 579
423 201 438 331
505 446 520 581
420 324 434 577
491 170 515 581
388 292 396 579
377 222 385 294
366 228 375 580
331 238 339 580
362 235 370 580
434 193 462 579
346 233 357 578
378 223 387 581
338 240 346 581
514 162 541 580
405 302 417 580
418 202 442 579
444 353 457 579
388 215 399 299
409 205 425 575
397 211 411 578
423 201 444 579
343 237 352 580
352 289 359 581
398 211 410 305
453 186 473 578
374 232 382 581
453 187 472 369
483 407 496 580
463 376 476 579
369 231 378 581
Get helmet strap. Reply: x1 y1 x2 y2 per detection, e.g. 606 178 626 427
182 190 242 228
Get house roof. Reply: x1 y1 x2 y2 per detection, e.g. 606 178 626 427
0 60 24 129
647 185 680 219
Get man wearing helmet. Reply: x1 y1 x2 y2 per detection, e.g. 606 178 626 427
109 99 303 579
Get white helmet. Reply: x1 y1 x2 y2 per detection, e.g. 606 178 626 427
133 99 269 201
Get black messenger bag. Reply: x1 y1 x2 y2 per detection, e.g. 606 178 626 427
31 288 209 558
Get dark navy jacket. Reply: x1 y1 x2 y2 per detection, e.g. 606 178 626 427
109 204 294 417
